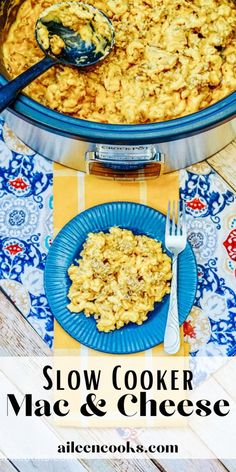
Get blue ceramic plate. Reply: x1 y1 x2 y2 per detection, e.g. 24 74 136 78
45 202 197 354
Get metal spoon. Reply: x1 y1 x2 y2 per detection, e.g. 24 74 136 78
0 2 115 113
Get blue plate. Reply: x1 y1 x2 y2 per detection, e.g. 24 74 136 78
44 202 197 354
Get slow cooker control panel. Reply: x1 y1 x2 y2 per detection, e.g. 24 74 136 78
85 144 165 180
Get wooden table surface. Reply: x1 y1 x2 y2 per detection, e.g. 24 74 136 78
0 140 236 472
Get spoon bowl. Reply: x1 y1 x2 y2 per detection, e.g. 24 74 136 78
36 2 115 67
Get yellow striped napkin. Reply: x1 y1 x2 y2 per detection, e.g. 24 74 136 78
53 164 188 357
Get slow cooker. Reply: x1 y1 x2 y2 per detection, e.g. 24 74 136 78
0 0 236 179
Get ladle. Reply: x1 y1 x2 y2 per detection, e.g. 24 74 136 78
0 2 115 113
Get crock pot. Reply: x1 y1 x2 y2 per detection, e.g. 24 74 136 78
0 0 236 179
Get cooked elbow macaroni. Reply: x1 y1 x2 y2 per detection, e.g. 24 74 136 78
67 227 172 332
2 0 236 124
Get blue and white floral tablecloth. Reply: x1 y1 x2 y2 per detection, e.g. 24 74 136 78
0 116 235 356
0 117 54 346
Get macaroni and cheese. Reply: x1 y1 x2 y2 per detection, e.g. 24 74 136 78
3 0 236 123
67 227 172 332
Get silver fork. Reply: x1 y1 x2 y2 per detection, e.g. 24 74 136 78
164 200 187 354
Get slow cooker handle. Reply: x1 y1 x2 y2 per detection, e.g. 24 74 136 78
85 145 165 180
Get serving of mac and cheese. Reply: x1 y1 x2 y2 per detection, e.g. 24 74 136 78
67 227 172 332
3 0 236 124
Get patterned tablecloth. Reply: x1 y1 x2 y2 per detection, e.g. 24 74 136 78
0 116 235 356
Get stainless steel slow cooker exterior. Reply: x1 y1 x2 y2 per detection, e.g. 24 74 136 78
0 0 236 178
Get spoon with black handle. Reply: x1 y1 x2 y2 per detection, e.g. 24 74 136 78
0 1 115 113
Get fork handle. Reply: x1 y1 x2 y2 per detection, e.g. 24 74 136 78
164 255 180 354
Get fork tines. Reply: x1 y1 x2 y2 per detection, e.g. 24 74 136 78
166 200 186 237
